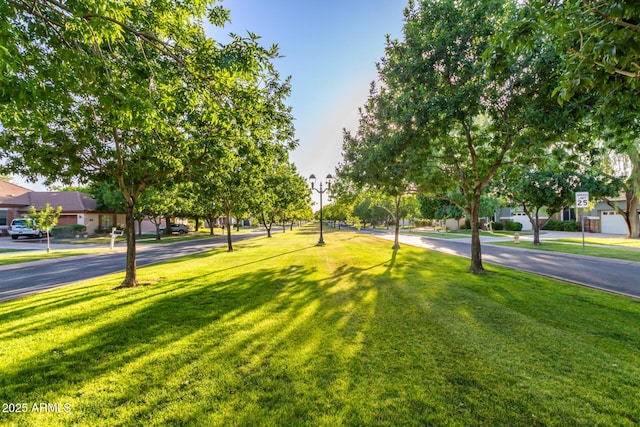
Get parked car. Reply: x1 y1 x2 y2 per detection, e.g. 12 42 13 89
8 218 47 240
158 223 190 234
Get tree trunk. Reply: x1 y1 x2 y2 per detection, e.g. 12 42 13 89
392 196 401 250
529 208 541 246
225 203 233 252
207 215 216 235
626 145 640 238
260 212 272 237
137 218 143 236
120 202 139 287
164 216 171 236
468 197 485 274
626 191 640 238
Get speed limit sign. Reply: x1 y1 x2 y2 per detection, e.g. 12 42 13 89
576 192 589 209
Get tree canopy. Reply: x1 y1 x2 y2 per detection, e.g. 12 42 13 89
0 1 296 286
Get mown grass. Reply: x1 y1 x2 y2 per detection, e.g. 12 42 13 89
0 248 110 267
555 236 640 249
491 240 640 263
0 248 30 253
54 228 261 245
407 229 532 239
54 233 208 245
1 226 639 426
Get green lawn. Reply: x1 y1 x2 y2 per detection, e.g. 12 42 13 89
0 248 110 266
554 236 640 249
54 233 207 245
54 228 259 245
0 248 30 253
1 226 639 426
407 229 532 239
491 240 640 262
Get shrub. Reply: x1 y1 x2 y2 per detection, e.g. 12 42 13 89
543 219 561 231
51 224 88 238
543 220 578 231
491 221 503 231
504 221 523 231
413 220 431 228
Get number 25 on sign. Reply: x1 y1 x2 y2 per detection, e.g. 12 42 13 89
575 192 589 209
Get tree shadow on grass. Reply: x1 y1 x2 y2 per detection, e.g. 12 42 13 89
0 245 404 426
0 264 309 417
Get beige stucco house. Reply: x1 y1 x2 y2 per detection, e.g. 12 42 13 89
0 180 125 235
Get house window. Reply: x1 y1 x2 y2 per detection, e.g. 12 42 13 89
0 209 7 226
101 214 115 230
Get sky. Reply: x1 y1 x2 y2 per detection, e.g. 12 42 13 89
209 0 406 204
12 1 407 201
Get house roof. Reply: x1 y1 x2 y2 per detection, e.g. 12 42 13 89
0 180 32 199
0 191 97 212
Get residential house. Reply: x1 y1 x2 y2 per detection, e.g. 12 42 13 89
0 180 125 235
498 197 639 235
0 180 32 231
588 196 640 235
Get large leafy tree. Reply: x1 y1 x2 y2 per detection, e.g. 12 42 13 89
417 196 465 229
254 163 309 237
506 1 640 237
0 2 286 286
338 83 413 249
496 165 622 245
518 1 640 102
379 0 574 273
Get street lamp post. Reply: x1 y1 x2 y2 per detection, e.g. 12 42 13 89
309 173 333 245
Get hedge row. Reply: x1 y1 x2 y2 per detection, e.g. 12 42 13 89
51 224 87 238
504 221 523 231
543 220 579 231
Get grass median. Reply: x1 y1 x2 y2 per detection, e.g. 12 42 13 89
1 226 639 426
0 248 110 267
555 236 640 249
491 240 640 263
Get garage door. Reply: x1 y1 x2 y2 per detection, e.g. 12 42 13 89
601 211 634 235
511 213 533 230
57 215 79 227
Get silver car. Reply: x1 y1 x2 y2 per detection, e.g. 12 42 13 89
8 218 46 240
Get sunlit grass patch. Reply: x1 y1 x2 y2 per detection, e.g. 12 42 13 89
555 236 640 249
1 225 639 426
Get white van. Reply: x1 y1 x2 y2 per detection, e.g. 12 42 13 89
8 218 46 240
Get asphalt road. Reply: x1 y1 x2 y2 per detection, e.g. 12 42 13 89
371 232 640 299
0 232 264 302
2 229 639 303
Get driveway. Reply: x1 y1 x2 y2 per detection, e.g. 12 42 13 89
368 230 640 299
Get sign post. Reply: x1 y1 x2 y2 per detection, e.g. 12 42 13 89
575 192 589 253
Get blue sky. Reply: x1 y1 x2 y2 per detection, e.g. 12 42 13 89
210 0 406 195
13 1 406 196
